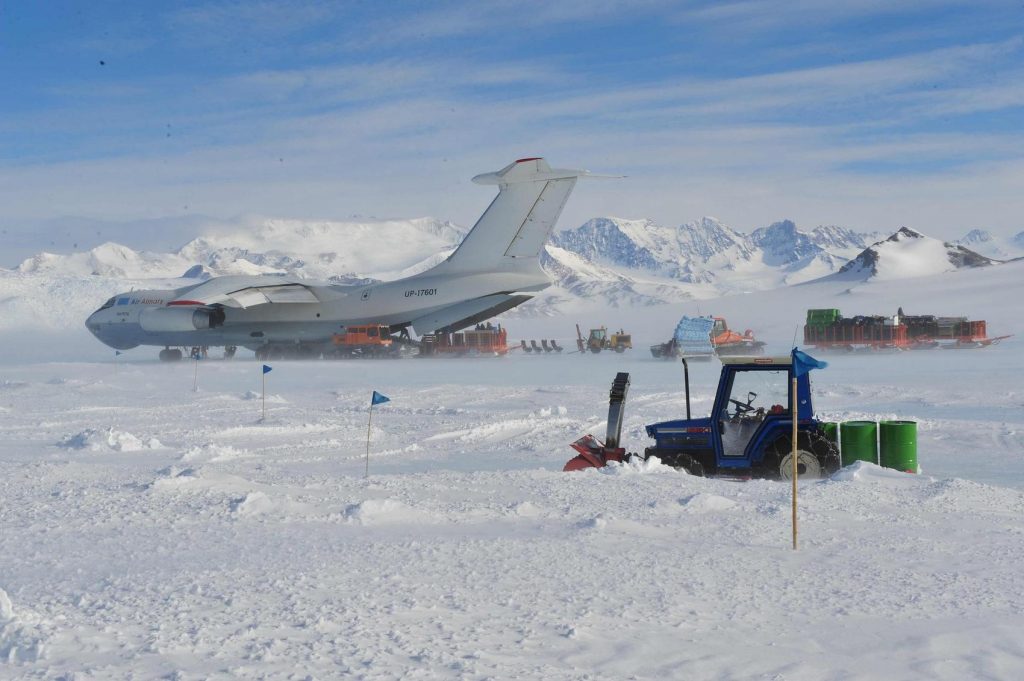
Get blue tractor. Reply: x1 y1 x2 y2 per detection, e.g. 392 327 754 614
564 355 839 479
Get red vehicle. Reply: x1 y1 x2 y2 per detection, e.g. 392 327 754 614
420 325 509 357
709 317 765 356
650 316 764 359
329 323 399 358
804 309 1009 352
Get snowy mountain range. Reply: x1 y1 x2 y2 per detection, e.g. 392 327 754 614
954 229 1024 260
14 217 463 282
547 217 878 295
833 227 997 281
0 214 1011 329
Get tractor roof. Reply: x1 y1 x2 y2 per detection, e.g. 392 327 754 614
719 355 792 366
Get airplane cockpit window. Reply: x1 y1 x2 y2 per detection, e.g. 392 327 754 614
98 297 116 310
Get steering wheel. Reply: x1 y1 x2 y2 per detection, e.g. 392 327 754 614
728 399 753 414
728 391 758 416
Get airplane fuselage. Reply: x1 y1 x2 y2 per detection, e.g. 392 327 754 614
85 157 592 355
86 268 548 351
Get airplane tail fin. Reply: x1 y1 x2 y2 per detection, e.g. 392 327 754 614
434 158 592 275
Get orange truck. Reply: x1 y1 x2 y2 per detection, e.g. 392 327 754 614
329 323 400 358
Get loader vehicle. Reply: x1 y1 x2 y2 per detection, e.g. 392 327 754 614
576 324 632 354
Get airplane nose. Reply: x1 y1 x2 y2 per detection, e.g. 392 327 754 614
84 310 139 350
85 312 102 335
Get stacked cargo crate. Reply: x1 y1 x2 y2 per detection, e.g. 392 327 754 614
804 309 907 349
804 308 991 350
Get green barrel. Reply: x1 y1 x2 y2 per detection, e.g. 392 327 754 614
819 422 838 444
879 420 918 473
840 421 878 466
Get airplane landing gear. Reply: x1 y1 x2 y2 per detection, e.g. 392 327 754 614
159 348 183 362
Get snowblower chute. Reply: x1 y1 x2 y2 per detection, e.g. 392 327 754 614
563 372 631 471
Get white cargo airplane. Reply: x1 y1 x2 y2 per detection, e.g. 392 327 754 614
86 157 593 360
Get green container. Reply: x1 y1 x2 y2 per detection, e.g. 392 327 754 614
807 308 841 325
819 422 838 444
879 420 918 473
840 420 878 467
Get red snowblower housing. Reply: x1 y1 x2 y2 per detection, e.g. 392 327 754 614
563 372 631 471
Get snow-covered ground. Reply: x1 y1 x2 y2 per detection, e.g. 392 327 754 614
2 235 1023 678
2 340 1023 678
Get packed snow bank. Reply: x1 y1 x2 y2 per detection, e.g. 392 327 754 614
180 443 249 462
0 588 46 664
229 491 275 516
832 460 926 485
57 427 162 452
149 466 201 490
344 498 437 525
599 455 677 475
678 492 738 513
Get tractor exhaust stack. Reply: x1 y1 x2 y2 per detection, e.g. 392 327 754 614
682 357 691 420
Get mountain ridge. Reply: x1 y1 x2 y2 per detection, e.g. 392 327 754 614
1 216 1008 329
834 227 994 281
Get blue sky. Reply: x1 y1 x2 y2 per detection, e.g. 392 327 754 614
1 0 1023 258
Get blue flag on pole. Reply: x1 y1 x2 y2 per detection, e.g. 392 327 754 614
263 364 273 374
792 348 827 377
115 350 123 356
371 390 390 406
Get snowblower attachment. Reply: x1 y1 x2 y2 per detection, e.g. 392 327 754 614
564 372 631 471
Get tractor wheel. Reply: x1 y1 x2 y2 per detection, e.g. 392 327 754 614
656 451 706 477
776 450 822 480
762 432 840 480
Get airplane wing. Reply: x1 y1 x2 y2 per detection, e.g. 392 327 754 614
167 276 323 309
409 292 533 335
225 284 320 307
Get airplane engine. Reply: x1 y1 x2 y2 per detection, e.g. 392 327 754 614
139 306 225 332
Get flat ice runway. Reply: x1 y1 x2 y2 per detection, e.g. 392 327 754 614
1 348 1023 678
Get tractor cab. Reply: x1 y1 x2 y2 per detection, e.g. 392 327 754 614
716 359 794 458
711 317 727 338
644 356 836 478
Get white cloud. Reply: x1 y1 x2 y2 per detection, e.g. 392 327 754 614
3 1 1023 246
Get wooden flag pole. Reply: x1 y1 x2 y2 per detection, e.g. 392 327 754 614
365 404 374 478
791 374 799 550
192 357 199 392
262 371 266 421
